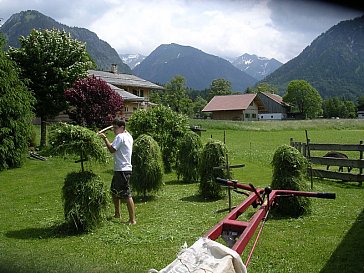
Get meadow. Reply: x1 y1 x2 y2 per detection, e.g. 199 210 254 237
0 119 363 273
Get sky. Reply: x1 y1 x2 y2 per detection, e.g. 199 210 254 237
0 0 363 63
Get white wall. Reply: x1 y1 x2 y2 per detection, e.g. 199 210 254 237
259 113 286 120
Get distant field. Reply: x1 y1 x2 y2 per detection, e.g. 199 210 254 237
0 120 363 273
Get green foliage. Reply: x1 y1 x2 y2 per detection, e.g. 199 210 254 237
176 131 202 183
62 171 108 233
48 122 109 170
323 97 356 118
283 80 323 118
207 78 232 101
199 139 227 199
192 96 208 119
245 82 279 94
271 144 311 217
0 34 35 171
131 134 163 197
8 28 94 146
128 105 188 173
150 76 193 116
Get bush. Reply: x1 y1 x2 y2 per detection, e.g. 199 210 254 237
63 171 108 232
271 144 311 217
199 139 227 199
176 131 202 183
131 134 164 198
0 35 34 171
128 105 188 173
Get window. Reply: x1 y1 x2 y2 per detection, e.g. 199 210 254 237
252 113 256 118
245 113 250 118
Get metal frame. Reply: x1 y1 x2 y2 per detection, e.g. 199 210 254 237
204 178 336 267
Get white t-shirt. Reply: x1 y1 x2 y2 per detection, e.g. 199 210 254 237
111 131 133 171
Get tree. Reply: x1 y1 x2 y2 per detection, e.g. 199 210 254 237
283 80 322 119
8 28 94 147
323 97 356 118
207 78 232 101
192 96 208 119
245 82 279 94
128 105 188 173
0 34 35 171
64 76 123 129
163 75 193 116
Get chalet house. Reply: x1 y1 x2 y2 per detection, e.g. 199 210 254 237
202 92 290 121
89 65 164 120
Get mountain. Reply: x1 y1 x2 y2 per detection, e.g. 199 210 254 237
230 53 283 81
133 43 257 91
0 10 132 73
119 53 146 69
263 15 364 100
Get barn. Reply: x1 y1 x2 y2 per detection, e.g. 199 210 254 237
202 92 290 121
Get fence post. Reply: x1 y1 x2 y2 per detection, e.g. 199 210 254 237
303 143 307 157
360 141 363 186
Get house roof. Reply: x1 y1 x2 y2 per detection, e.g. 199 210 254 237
260 92 289 106
88 70 164 90
106 83 144 101
202 94 257 112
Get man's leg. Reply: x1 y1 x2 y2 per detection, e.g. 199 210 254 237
112 194 121 218
126 197 136 224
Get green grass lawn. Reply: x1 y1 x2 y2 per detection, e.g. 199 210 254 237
1 119 364 273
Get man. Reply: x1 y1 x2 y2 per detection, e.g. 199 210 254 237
98 118 136 225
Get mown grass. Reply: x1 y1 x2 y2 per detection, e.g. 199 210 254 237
1 119 364 273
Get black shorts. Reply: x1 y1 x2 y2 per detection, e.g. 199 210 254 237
111 171 132 198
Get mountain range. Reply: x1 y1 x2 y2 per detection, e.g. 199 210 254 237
230 53 283 81
133 43 258 91
0 10 132 73
264 15 364 99
119 53 146 70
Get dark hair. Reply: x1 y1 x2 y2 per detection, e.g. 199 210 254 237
112 118 125 128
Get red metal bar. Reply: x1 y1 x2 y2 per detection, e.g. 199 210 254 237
205 178 336 264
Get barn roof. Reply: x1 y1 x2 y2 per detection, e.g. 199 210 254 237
259 92 289 106
88 70 164 90
202 94 257 112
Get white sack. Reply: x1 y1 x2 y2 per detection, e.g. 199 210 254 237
152 237 247 273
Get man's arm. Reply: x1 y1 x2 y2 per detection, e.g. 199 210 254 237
98 133 116 153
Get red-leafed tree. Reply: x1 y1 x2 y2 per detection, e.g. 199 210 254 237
65 75 123 129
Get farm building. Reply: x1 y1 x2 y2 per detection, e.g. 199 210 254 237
202 94 261 121
89 65 164 119
256 92 290 120
202 92 290 121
